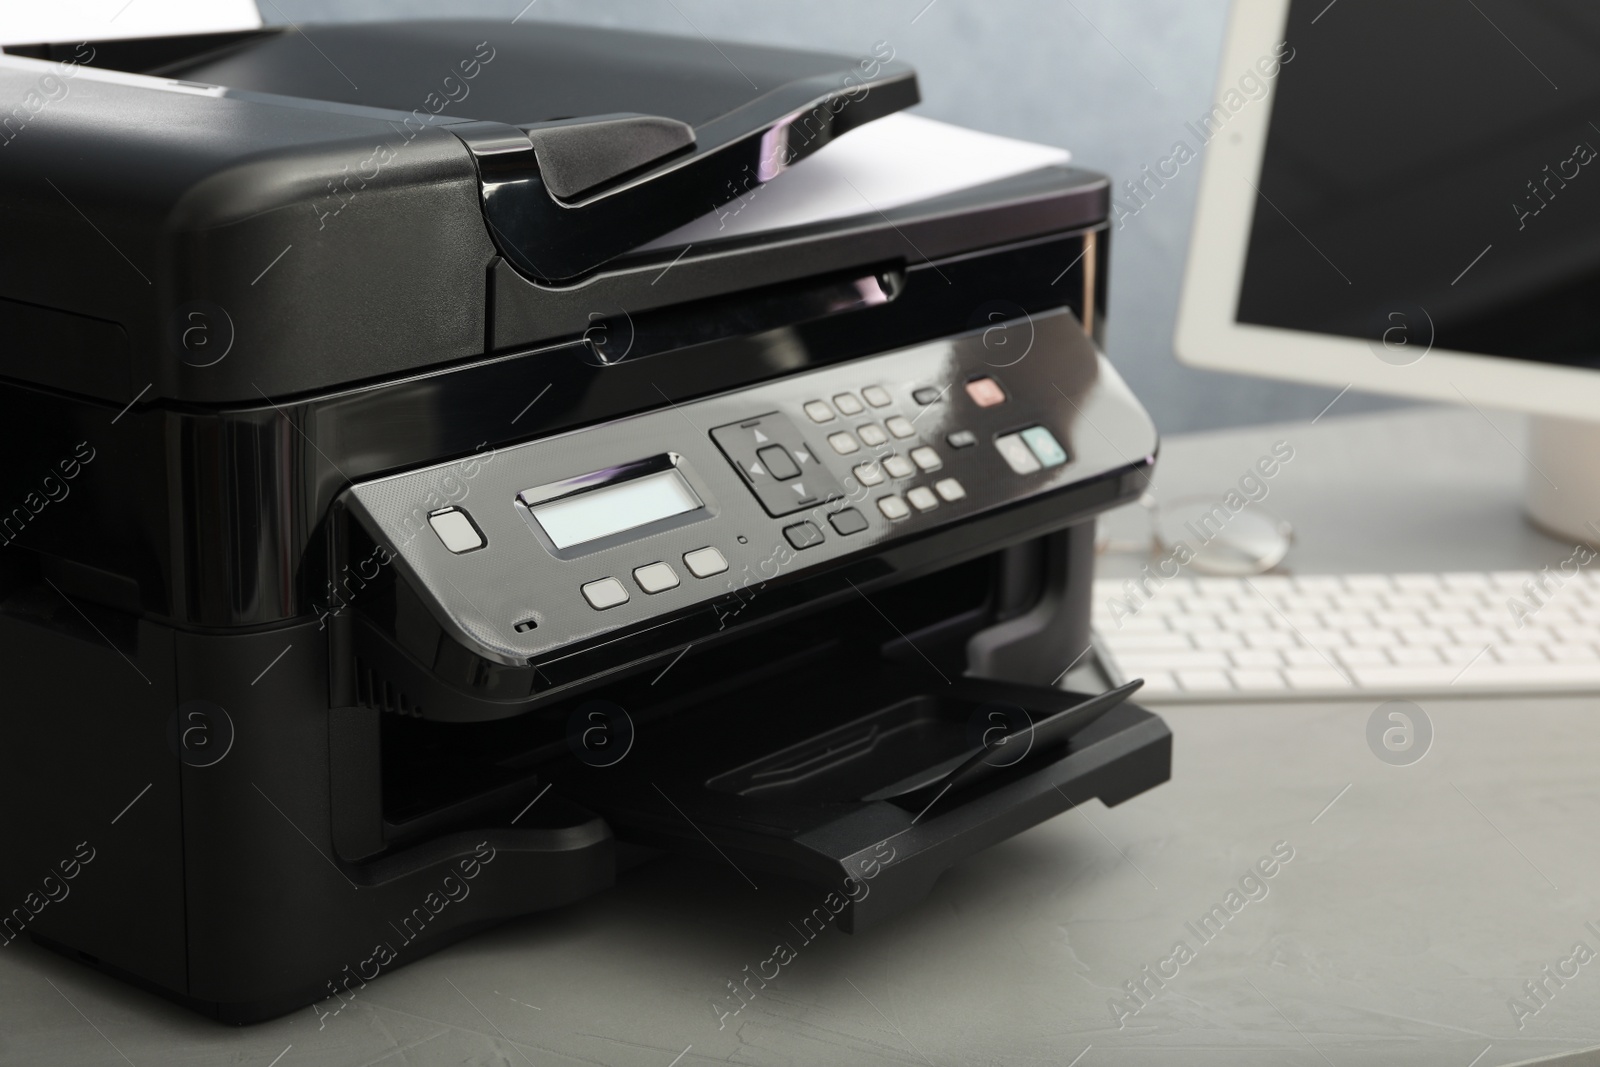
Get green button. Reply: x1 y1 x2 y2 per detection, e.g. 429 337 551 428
1020 426 1068 467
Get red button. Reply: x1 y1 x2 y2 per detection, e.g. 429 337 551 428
964 377 1006 407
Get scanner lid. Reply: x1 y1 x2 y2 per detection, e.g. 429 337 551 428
150 20 921 281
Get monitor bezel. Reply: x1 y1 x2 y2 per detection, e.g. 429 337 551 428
1175 0 1600 419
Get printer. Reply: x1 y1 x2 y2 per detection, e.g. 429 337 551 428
0 20 1169 1022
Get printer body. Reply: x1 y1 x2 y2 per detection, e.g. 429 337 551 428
0 21 1168 1022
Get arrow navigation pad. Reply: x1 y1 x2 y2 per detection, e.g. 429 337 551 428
711 412 845 517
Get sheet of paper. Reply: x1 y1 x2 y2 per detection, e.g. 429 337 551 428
641 112 1071 250
0 0 262 46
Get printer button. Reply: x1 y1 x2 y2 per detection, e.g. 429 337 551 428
784 521 825 550
862 385 893 408
995 433 1043 474
581 577 630 610
833 392 865 415
756 444 801 480
828 507 869 536
885 416 915 439
633 562 680 594
877 495 911 521
853 462 885 487
935 478 967 502
428 508 485 553
910 446 942 472
683 546 729 578
912 386 943 405
827 431 861 455
946 429 978 449
882 455 915 479
857 423 888 447
965 377 1007 407
1020 426 1069 467
803 400 836 423
907 486 939 512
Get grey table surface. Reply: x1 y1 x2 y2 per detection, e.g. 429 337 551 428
6 406 1600 1067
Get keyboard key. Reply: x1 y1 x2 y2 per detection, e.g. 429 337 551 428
862 385 893 408
934 478 966 502
1390 646 1442 665
1177 670 1232 691
1492 645 1550 664
1103 632 1193 651
853 462 885 487
1138 670 1180 695
886 416 915 439
1230 649 1286 668
910 446 942 472
1243 631 1296 649
1231 669 1286 690
857 423 889 447
906 486 939 512
1335 647 1388 666
1193 631 1243 650
1126 651 1231 671
833 393 864 415
1293 577 1344 594
1285 667 1353 689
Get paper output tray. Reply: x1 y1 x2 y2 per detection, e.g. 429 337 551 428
545 661 1171 931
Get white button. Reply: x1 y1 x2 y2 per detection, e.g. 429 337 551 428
883 455 915 478
935 478 966 501
857 424 888 447
428 508 484 553
907 486 938 512
633 562 680 594
862 385 892 408
833 393 864 415
582 577 629 610
995 433 1042 474
683 546 728 578
827 431 860 455
877 495 910 520
885 415 915 439
803 400 835 423
854 462 885 487
910 446 941 472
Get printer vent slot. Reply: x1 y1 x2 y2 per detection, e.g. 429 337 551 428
355 657 424 718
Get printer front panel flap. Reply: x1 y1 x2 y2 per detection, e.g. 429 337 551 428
344 308 1156 668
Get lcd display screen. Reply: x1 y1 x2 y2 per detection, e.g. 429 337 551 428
530 468 702 549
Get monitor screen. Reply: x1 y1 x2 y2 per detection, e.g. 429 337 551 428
1237 0 1600 370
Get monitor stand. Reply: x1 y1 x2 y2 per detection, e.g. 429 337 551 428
1525 415 1600 546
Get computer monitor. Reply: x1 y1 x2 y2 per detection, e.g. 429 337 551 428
1177 0 1600 542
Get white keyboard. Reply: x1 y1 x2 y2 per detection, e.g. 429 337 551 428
1092 572 1600 701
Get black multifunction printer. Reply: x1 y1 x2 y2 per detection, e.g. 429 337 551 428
0 20 1169 1022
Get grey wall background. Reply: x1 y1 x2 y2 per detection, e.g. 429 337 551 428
263 0 1404 434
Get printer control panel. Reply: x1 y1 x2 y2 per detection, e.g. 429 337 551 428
345 309 1156 667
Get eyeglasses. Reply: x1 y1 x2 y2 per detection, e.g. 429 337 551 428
1096 493 1295 576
